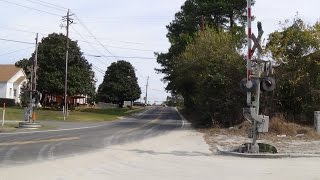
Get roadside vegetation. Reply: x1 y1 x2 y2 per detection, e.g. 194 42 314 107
160 0 320 135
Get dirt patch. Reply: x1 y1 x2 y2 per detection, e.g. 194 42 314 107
0 126 16 133
201 118 320 154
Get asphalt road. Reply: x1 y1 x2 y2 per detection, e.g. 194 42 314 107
0 106 184 167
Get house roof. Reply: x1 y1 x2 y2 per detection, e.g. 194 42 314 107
0 64 24 82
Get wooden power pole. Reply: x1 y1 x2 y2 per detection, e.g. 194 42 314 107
63 9 73 120
145 76 149 105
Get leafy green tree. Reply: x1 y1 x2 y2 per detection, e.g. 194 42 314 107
174 29 245 126
16 33 96 104
266 17 320 123
156 0 250 92
15 58 32 77
97 60 141 108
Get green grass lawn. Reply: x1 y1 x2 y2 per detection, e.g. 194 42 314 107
0 107 144 122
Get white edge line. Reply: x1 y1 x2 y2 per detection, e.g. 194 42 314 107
174 107 188 128
0 124 105 135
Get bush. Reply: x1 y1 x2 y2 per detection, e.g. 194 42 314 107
0 98 15 107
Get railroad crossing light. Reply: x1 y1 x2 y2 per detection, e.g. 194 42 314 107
240 78 256 93
261 77 276 92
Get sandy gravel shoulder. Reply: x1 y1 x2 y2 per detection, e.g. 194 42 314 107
1 128 320 180
0 129 211 180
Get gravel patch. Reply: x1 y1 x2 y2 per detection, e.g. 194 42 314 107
202 128 320 154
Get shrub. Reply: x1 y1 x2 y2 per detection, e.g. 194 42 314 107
0 98 15 107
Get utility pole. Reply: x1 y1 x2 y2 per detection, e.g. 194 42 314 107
145 76 149 105
32 33 39 122
34 33 38 91
62 9 73 120
19 33 42 128
27 33 39 122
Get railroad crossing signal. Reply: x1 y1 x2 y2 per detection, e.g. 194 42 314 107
240 21 278 153
251 33 263 54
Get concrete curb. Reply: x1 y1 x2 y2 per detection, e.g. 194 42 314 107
3 120 23 123
217 146 320 159
18 122 42 129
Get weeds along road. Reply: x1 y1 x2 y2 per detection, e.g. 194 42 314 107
0 106 184 166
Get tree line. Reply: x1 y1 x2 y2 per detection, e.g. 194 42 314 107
158 0 320 127
16 33 141 108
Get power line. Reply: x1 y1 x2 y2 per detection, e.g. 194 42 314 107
71 25 111 62
69 26 164 55
70 25 112 78
0 26 47 35
150 88 164 92
75 39 162 52
0 0 62 17
91 37 143 45
84 54 156 60
73 13 119 61
22 0 67 12
73 34 144 45
0 38 34 44
0 46 34 56
73 33 167 47
70 25 112 65
32 0 68 11
81 15 173 20
92 64 105 75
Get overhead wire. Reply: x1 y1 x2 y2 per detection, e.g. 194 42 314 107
0 1 108 78
0 0 62 17
0 38 34 44
70 25 112 72
76 34 144 45
84 54 156 60
0 0 165 49
69 25 111 77
0 1 148 79
76 39 161 52
0 26 47 36
70 26 112 62
92 64 105 75
0 46 34 56
22 0 67 12
73 13 119 61
74 32 167 47
32 0 68 11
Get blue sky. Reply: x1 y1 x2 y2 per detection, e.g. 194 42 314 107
0 0 319 104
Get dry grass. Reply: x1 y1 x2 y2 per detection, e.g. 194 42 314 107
268 114 319 139
200 114 320 140
269 114 297 136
